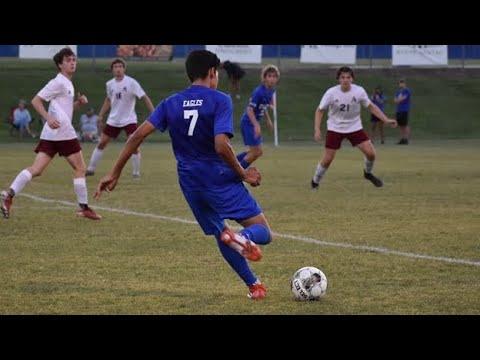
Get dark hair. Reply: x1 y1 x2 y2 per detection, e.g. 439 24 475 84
399 78 406 84
53 47 76 69
336 66 354 80
185 50 221 82
111 58 127 70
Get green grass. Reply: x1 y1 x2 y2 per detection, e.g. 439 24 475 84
0 140 479 314
2 59 480 143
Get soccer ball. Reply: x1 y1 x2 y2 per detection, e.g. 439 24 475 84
291 266 327 301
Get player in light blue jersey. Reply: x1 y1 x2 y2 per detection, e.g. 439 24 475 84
237 65 280 169
95 50 273 300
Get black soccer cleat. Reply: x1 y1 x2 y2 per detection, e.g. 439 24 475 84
364 171 383 187
311 179 319 190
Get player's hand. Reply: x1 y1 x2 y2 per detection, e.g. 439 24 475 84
254 123 262 139
242 167 261 187
46 114 61 129
314 129 322 142
77 92 88 105
94 173 119 200
387 118 398 128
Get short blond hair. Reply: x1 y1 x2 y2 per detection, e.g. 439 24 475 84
261 64 280 81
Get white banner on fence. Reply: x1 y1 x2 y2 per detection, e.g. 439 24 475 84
205 45 262 63
300 45 357 64
392 45 448 65
19 45 78 59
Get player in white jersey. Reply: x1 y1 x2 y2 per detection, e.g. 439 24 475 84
86 58 154 178
1 48 101 220
310 67 397 189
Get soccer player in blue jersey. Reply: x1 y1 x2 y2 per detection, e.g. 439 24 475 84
394 79 412 145
238 65 280 168
94 50 273 300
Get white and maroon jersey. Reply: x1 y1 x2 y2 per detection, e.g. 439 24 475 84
318 84 371 134
106 75 146 127
37 73 77 141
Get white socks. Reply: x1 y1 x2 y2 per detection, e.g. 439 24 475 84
313 164 328 184
132 153 141 176
10 169 33 196
73 177 88 205
364 158 375 174
87 148 104 172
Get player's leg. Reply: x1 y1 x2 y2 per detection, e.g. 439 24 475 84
1 150 54 219
240 121 263 167
182 189 261 297
65 149 101 220
356 139 383 187
311 131 343 189
125 125 141 178
86 130 113 176
244 144 263 165
219 190 272 300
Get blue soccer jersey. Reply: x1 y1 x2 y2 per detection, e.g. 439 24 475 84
240 84 275 124
148 85 236 190
395 88 412 112
147 84 262 235
372 93 386 111
240 84 275 146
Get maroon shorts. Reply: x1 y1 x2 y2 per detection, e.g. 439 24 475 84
34 139 82 158
103 123 138 139
325 130 370 150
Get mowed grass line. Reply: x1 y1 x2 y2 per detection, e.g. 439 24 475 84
0 141 479 314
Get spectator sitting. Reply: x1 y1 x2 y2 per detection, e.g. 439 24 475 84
13 99 36 138
79 107 99 143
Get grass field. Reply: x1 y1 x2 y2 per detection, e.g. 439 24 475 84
2 59 480 142
1 140 479 314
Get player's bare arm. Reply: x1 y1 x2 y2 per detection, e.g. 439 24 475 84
264 108 274 132
314 108 324 142
31 95 60 129
97 96 111 124
246 106 261 138
367 103 397 128
142 95 155 113
215 134 261 187
95 121 156 199
74 92 88 111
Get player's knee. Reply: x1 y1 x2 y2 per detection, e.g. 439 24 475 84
366 151 376 161
97 141 108 150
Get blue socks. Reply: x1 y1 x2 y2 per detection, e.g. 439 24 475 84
240 224 271 245
214 224 271 286
216 234 257 286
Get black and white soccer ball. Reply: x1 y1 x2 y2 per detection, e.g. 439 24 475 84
291 266 327 301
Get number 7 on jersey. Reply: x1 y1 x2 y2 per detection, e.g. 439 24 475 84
184 110 199 136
